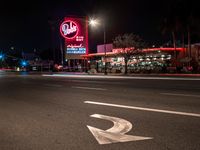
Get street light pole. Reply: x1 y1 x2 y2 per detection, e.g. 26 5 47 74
103 22 107 75
89 18 107 75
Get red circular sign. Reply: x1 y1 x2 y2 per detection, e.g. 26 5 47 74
60 20 79 39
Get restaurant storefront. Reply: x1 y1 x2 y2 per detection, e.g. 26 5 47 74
82 47 187 73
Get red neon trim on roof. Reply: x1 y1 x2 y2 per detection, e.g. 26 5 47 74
143 47 186 52
81 47 186 57
81 52 115 57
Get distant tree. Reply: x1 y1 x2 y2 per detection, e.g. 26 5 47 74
113 33 146 74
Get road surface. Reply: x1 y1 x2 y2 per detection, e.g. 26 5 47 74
0 72 200 150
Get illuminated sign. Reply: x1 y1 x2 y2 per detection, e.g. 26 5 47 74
60 16 88 55
67 44 86 54
60 20 79 39
67 48 86 54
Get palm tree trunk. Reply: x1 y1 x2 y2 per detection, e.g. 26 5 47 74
124 57 128 74
187 27 191 66
182 33 185 56
172 31 177 67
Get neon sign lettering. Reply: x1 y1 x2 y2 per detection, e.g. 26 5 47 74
67 44 83 48
62 22 77 35
76 36 84 41
60 20 79 39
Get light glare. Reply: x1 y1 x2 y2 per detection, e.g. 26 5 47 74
89 19 99 26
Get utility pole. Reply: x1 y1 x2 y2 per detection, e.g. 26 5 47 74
48 19 56 64
60 36 64 66
103 22 107 75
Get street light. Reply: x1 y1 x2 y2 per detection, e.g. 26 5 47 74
89 19 107 75
89 19 99 26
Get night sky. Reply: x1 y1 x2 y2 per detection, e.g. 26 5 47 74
0 0 199 53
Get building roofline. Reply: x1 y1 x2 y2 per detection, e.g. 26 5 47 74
81 47 186 57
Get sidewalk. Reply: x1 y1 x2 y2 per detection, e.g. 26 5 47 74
44 71 200 78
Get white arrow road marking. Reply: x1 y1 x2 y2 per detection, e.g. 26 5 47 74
87 114 152 145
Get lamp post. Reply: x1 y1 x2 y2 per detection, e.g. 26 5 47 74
89 19 107 75
103 22 107 75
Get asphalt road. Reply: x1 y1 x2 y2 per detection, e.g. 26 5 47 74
0 72 200 150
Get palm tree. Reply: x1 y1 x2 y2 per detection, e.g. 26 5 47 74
113 33 146 74
160 0 200 66
160 17 177 48
160 15 180 68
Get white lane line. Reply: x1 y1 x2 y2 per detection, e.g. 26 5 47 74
72 86 107 91
70 80 112 84
42 74 200 81
160 93 200 98
84 101 200 118
43 84 63 87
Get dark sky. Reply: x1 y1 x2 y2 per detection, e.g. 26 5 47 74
0 0 199 53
